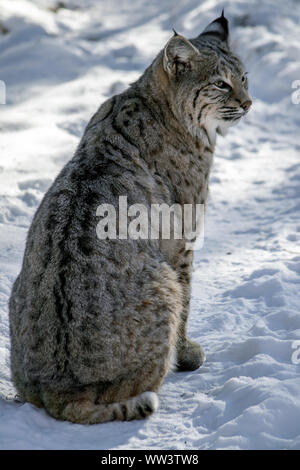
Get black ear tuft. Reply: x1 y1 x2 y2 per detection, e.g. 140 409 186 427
199 11 229 44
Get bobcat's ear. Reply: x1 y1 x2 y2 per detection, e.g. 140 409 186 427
163 33 200 78
199 10 229 45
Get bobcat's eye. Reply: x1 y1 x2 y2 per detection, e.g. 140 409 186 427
241 73 248 84
214 80 232 91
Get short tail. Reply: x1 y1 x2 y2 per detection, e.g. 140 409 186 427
46 391 159 424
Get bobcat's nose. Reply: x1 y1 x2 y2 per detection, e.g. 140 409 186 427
241 99 252 111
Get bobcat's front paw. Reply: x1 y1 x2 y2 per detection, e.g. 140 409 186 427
176 340 206 371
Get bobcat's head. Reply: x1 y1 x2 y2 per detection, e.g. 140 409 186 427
161 12 252 144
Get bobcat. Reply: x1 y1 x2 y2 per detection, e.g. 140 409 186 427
9 12 251 424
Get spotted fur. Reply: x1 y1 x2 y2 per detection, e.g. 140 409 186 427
9 13 251 424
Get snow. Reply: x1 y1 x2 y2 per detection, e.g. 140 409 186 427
0 0 300 450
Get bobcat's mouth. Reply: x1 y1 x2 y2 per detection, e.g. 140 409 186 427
216 108 247 136
219 106 250 123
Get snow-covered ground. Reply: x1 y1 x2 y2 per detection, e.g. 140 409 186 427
0 0 300 450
